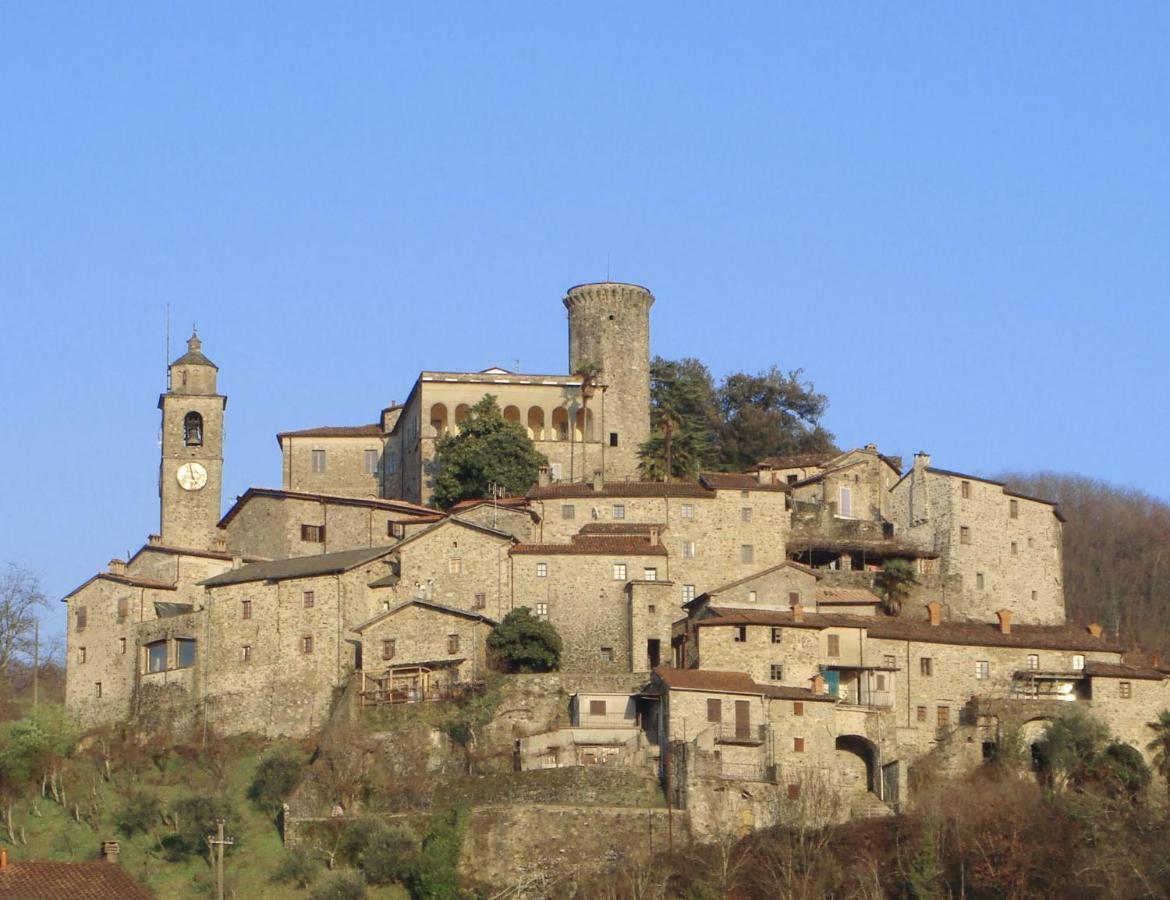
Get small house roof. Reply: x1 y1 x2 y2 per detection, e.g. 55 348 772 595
0 859 153 899
352 598 499 633
202 545 396 588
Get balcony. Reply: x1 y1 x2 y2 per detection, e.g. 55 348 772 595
713 723 767 746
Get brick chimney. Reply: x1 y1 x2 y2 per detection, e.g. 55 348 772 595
101 840 120 863
537 466 551 487
648 526 659 547
147 533 162 546
591 476 604 493
1087 622 1103 638
791 600 804 623
914 451 932 471
213 534 228 553
108 558 126 576
926 601 942 627
231 556 244 570
810 673 825 695
996 609 1013 635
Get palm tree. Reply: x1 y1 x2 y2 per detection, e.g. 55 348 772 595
574 360 602 481
874 559 919 616
1146 709 1170 795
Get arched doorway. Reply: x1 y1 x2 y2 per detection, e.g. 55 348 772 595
527 407 545 440
835 735 877 794
1020 717 1054 771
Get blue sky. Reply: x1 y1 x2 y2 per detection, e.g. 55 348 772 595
2 4 1168 637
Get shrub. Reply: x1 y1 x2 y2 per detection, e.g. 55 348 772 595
115 791 161 837
271 850 322 889
162 794 240 861
358 824 419 885
487 608 562 673
309 868 367 900
1098 741 1151 799
249 751 304 813
409 806 469 900
338 818 383 866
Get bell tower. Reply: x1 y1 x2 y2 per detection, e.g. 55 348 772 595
158 332 226 549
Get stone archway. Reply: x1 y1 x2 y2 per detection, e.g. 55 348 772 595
1020 717 1054 771
835 734 877 794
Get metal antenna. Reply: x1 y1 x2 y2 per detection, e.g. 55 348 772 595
606 253 610 282
165 304 171 389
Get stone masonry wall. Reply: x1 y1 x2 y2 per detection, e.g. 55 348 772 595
283 434 384 498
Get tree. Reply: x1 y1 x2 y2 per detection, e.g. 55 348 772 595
874 559 919 616
574 359 602 479
1146 710 1170 797
1035 711 1110 791
716 367 836 472
431 395 547 509
487 608 562 673
638 357 720 480
0 564 47 680
248 750 304 815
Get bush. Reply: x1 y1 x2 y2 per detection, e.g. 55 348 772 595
337 818 383 866
358 824 419 885
309 868 367 900
487 608 562 673
409 806 469 900
249 751 304 813
162 794 240 861
115 791 161 837
271 850 322 888
1099 741 1151 799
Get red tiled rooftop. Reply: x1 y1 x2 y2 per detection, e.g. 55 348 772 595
0 859 153 899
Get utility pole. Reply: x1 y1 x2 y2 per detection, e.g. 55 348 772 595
207 820 234 900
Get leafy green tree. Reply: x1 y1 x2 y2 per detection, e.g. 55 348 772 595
309 868 367 900
1035 711 1110 790
0 704 76 789
115 791 161 837
487 608 562 673
358 823 420 885
408 806 469 900
248 750 304 814
272 851 322 889
638 357 720 480
1099 741 1150 800
161 793 239 861
1146 710 1170 795
874 559 919 616
715 367 835 471
431 395 547 509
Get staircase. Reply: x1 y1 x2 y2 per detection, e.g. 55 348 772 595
850 791 894 820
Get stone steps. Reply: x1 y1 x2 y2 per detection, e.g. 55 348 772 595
850 791 894 819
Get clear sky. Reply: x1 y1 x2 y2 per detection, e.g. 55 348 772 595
3 4 1168 639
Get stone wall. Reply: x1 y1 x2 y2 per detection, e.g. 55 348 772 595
282 434 385 498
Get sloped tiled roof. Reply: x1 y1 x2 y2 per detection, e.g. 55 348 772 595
352 598 499 633
202 545 396 587
276 424 383 442
449 497 532 512
63 572 177 601
698 472 787 492
652 668 760 694
218 488 438 527
1084 661 1164 681
750 453 837 471
527 481 713 500
699 562 821 599
511 537 668 556
0 860 153 899
578 522 666 535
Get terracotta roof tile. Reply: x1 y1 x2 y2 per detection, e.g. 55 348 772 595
653 668 760 693
276 424 383 441
511 538 668 556
218 488 438 527
527 481 713 500
0 860 153 899
750 453 837 471
699 472 787 493
449 497 532 511
578 522 666 535
1083 661 1164 681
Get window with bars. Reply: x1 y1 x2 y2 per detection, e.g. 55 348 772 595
770 664 784 681
363 449 378 474
536 562 548 577
682 584 695 603
975 660 989 680
381 639 395 660
613 564 627 580
311 449 326 473
303 590 315 609
241 600 252 620
447 634 460 654
1027 654 1039 670
301 635 313 654
613 504 625 519
301 524 325 543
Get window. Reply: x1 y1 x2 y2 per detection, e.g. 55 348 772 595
788 591 801 607
301 635 314 654
1031 590 1038 602
920 657 934 677
78 647 86 664
388 521 404 539
771 664 784 681
793 702 804 716
76 606 87 631
119 638 126 655
786 474 798 485
771 627 782 644
976 573 985 590
975 660 989 680
741 507 752 523
1072 654 1085 671
707 698 722 722
613 504 626 520
183 411 204 447
311 449 326 473
386 451 398 474
300 524 325 543
937 706 950 728
740 544 754 564
648 604 656 612
448 557 462 575
748 590 757 603
590 699 607 716
535 602 548 620
1010 541 1018 556
242 645 252 662
827 634 840 657
609 432 619 447
839 487 852 517
146 641 167 673
536 562 548 578
793 737 805 752
961 480 971 499
1120 681 1132 699
613 563 627 580
643 567 657 581
733 626 747 643
682 584 696 603
561 505 575 520
875 673 887 691
883 654 896 669
177 639 196 669
1027 654 1039 670
473 592 486 609
381 639 395 661
303 590 315 609
916 706 927 723
960 526 971 545
1010 498 1019 519
116 596 129 621
95 682 102 699
363 449 378 475
680 504 694 520
681 541 696 559
447 634 460 654
241 600 253 620
599 647 614 663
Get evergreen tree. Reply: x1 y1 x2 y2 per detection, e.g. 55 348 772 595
487 608 562 673
431 395 547 509
638 357 720 479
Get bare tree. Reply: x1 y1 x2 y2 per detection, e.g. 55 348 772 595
0 564 48 680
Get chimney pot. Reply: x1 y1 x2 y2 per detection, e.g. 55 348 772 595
926 601 942 627
108 558 126 576
648 527 659 547
791 601 804 623
231 556 243 570
147 533 162 546
1087 622 1103 638
914 451 931 470
865 443 877 452
101 840 120 863
996 609 1013 635
537 466 551 487
810 674 825 695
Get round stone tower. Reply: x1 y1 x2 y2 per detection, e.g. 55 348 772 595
563 282 654 480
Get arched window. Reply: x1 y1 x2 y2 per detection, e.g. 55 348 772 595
183 412 204 447
527 407 545 440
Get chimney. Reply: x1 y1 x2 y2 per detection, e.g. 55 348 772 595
1087 622 1103 638
648 526 659 547
213 534 228 553
147 533 162 546
926 601 942 627
810 674 825 695
108 558 126 576
791 601 804 623
101 840 120 863
864 443 877 452
231 556 244 570
1 847 7 869
913 451 931 471
591 476 604 493
537 466 551 487
996 609 1013 635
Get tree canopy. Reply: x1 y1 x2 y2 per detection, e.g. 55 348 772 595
431 395 547 509
487 608 562 673
639 357 836 478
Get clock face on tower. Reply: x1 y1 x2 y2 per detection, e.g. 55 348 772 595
176 462 208 491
